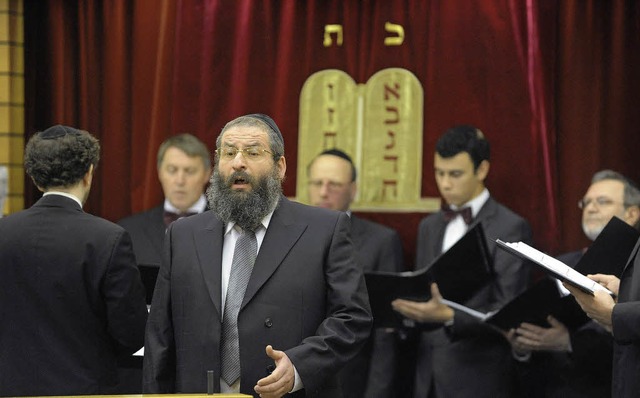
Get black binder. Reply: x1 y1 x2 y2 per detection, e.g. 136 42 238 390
365 223 493 328
138 264 160 304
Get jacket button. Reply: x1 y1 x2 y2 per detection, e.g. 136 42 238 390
264 318 273 327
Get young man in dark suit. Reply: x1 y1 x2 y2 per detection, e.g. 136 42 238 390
392 125 533 398
0 125 148 396
143 114 372 397
118 133 212 266
307 148 404 398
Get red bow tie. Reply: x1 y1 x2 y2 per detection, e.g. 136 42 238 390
441 205 473 225
163 210 197 227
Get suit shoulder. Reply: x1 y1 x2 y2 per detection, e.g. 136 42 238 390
489 199 530 226
117 205 163 228
352 215 399 237
283 199 342 220
418 211 443 229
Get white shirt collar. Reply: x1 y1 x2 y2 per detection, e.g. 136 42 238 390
43 191 83 208
164 195 207 214
449 188 490 218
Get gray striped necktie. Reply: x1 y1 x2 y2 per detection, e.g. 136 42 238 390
221 228 257 386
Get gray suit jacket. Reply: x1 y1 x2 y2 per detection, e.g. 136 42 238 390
0 195 148 396
412 196 532 398
339 215 404 398
143 197 372 397
611 239 640 398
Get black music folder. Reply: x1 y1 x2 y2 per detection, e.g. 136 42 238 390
490 217 640 329
138 264 160 304
440 278 563 331
365 223 493 328
573 216 639 277
496 240 614 296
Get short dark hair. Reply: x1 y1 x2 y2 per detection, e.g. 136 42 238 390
157 133 211 169
435 125 490 170
308 148 357 182
24 125 100 189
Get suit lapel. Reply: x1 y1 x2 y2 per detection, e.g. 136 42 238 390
621 238 640 276
194 213 225 317
431 214 448 258
241 198 307 309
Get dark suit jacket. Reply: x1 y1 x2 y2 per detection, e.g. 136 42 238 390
516 250 613 398
412 196 532 398
118 205 166 266
143 197 372 397
339 215 404 398
611 239 640 398
0 195 148 396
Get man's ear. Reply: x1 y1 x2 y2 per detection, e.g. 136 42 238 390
624 205 640 228
476 160 490 182
277 156 287 180
83 164 95 187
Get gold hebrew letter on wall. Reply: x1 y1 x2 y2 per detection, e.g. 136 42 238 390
384 22 404 46
323 24 344 47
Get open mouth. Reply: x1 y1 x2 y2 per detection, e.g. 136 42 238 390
230 173 251 189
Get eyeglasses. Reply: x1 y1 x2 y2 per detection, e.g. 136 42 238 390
578 196 623 209
308 180 348 192
216 146 274 162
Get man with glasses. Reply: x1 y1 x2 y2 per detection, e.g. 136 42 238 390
118 134 212 267
511 170 640 397
307 148 404 398
143 114 372 397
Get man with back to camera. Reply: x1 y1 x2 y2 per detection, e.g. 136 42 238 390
307 148 404 398
391 125 533 397
510 169 640 397
118 133 212 266
143 114 372 397
0 125 148 396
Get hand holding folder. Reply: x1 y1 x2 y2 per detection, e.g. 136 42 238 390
365 224 493 328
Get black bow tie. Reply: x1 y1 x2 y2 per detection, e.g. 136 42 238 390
441 205 473 225
163 210 198 227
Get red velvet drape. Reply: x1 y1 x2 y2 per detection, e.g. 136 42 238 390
23 0 640 268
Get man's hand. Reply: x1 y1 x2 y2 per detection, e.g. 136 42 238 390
587 273 620 297
254 345 295 398
514 316 571 352
391 283 454 323
564 282 615 331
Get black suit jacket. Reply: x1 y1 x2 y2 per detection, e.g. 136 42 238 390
118 205 166 266
412 196 532 398
0 195 148 396
339 215 404 398
611 239 640 398
143 197 372 397
516 250 613 398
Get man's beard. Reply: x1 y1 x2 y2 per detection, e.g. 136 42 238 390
582 221 605 241
206 166 282 231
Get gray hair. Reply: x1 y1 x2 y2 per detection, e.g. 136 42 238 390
591 169 640 209
157 133 211 170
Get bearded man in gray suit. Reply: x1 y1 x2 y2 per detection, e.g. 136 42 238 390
143 114 372 398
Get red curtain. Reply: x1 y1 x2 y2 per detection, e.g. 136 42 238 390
23 0 640 268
